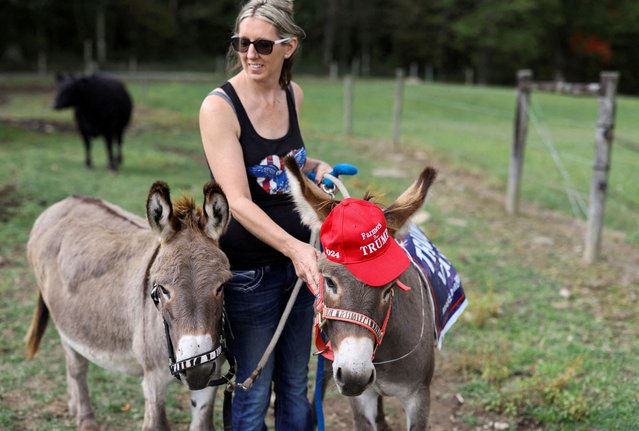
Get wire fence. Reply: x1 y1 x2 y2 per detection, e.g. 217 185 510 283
456 84 635 222
528 99 589 218
335 72 639 249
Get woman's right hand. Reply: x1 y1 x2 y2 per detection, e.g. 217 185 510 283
288 240 321 295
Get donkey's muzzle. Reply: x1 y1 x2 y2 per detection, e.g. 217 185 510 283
331 336 376 396
182 360 218 390
172 335 224 389
334 365 376 396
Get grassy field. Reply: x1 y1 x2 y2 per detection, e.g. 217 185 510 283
1 73 638 430
300 76 639 245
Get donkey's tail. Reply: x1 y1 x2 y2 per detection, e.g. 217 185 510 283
25 291 49 360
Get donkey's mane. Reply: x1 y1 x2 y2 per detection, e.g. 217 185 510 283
362 191 377 203
74 195 147 229
173 196 204 230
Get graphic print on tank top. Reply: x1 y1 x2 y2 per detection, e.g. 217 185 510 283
247 147 307 195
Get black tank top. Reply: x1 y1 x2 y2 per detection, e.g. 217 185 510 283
214 81 310 269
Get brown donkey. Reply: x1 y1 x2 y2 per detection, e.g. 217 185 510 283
25 181 232 431
285 156 438 430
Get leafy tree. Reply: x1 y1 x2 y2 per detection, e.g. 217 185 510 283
451 0 564 84
2 0 639 93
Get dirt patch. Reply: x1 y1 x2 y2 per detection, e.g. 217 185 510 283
320 372 470 430
157 144 209 166
0 184 21 223
0 118 75 134
0 80 55 93
318 364 531 431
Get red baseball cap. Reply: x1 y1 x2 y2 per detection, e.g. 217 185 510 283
320 198 410 286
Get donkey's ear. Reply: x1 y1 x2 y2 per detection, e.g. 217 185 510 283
202 181 229 241
284 155 336 230
384 167 437 237
146 181 180 242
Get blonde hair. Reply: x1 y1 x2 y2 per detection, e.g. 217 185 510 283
228 0 306 89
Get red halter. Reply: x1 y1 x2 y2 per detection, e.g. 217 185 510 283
313 275 411 361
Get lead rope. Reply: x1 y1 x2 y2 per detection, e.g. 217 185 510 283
235 174 350 391
236 227 320 391
314 173 349 431
373 262 427 365
223 174 350 431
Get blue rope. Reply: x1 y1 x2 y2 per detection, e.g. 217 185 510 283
314 355 325 431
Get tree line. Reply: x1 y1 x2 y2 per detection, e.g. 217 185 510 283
3 0 639 94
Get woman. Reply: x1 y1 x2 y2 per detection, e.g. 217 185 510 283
199 1 331 429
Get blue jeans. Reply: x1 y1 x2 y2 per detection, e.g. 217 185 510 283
224 262 315 431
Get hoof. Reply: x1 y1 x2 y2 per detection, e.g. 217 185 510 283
79 417 99 431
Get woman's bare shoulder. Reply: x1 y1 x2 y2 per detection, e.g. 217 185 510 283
290 81 304 110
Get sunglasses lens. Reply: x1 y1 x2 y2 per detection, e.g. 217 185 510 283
254 40 274 55
239 38 252 52
231 37 281 55
231 37 248 52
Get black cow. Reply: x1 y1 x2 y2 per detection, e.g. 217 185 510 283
53 73 133 171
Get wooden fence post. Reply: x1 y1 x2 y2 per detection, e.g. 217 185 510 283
215 55 225 75
128 56 138 74
37 51 47 76
96 5 107 64
329 61 339 80
583 72 619 263
392 68 405 149
505 69 532 215
465 68 474 85
351 58 360 77
409 62 419 81
83 40 95 74
344 75 353 135
425 64 434 82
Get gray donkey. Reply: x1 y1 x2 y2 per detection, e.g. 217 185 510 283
285 156 437 430
25 181 231 431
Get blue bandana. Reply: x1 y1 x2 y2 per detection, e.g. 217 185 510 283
247 147 307 195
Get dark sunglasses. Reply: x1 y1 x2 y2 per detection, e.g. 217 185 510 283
230 36 291 55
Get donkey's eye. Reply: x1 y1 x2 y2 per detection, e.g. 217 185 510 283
159 285 171 300
382 287 392 303
324 277 337 294
214 284 224 297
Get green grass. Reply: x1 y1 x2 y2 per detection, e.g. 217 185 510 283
448 253 638 429
1 74 638 430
